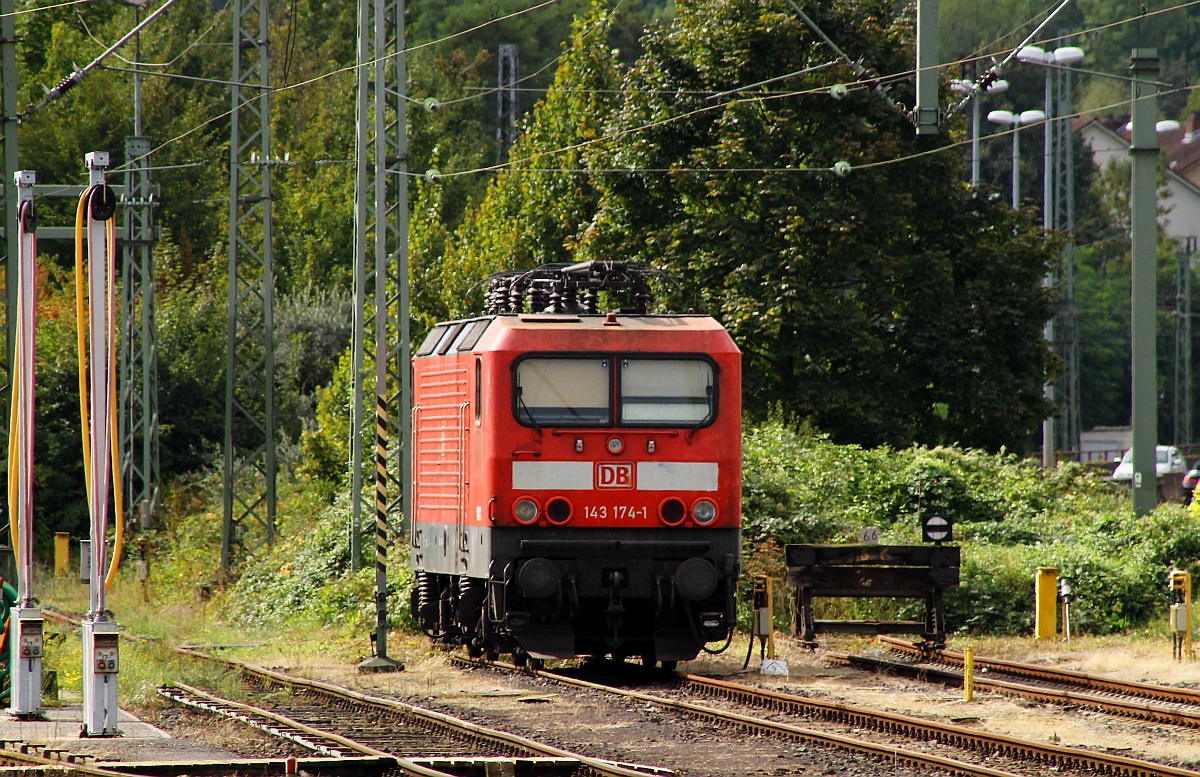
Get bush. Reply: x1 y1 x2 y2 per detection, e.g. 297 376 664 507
743 420 1200 635
223 493 415 631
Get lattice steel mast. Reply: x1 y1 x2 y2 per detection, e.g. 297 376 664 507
2 0 16 476
496 44 518 161
120 12 160 529
223 0 276 571
352 0 409 670
351 0 410 568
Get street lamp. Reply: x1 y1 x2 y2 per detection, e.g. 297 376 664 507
987 109 1046 207
1017 46 1084 232
950 78 1009 186
1017 45 1084 467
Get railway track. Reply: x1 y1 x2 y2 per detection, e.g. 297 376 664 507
39 611 661 777
171 649 669 777
39 609 1200 777
448 656 1200 777
827 635 1200 729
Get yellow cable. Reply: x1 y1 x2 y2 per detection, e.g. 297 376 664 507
105 215 123 593
75 192 92 507
75 187 125 594
7 310 18 558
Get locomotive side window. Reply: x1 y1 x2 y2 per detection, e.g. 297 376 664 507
416 324 449 357
435 323 466 355
475 357 483 427
620 358 715 426
453 319 490 352
514 358 611 426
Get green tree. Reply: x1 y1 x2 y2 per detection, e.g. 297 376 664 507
431 2 623 321
577 0 1056 450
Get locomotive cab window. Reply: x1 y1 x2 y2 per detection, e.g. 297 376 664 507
620 358 715 426
514 358 611 426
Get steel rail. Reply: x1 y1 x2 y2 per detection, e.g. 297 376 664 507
829 650 1200 726
879 635 1200 704
450 658 1027 777
0 744 131 776
161 682 393 758
175 648 659 777
456 657 1200 777
680 672 1200 776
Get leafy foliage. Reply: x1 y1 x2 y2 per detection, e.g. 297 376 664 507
429 3 623 323
745 419 1200 634
223 493 414 630
567 0 1057 450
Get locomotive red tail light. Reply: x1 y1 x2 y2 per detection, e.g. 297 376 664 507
513 497 540 524
659 498 686 526
692 499 718 525
546 497 572 524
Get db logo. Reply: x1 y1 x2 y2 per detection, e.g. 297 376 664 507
597 462 634 489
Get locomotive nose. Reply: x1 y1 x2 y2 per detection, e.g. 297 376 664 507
519 558 561 599
674 557 718 601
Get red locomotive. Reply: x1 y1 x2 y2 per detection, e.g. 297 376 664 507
410 261 741 668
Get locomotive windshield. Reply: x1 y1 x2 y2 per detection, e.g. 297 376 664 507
514 355 716 428
620 358 713 424
515 358 612 425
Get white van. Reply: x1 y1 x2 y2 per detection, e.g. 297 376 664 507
1111 445 1187 480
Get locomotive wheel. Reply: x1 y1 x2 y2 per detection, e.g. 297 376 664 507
529 658 545 670
512 649 529 668
467 641 483 659
661 660 678 672
485 645 501 662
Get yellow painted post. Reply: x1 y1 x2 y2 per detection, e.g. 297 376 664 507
1035 567 1058 639
54 532 70 577
964 646 974 701
1170 570 1193 661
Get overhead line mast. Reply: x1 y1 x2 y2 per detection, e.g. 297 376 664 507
352 0 409 672
223 0 277 571
121 5 161 532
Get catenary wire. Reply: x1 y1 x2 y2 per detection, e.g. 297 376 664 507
432 81 1195 179
49 0 571 175
74 2 228 69
102 0 1200 178
437 0 623 108
444 2 1196 113
0 0 90 19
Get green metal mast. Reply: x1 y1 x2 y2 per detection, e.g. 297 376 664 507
2 0 17 471
223 0 276 570
120 14 160 531
1052 55 1080 456
1130 49 1160 516
353 0 408 670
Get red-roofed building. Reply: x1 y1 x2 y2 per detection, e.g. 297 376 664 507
1079 114 1200 242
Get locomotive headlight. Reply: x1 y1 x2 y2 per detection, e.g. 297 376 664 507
513 498 539 524
606 437 624 455
692 499 718 525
